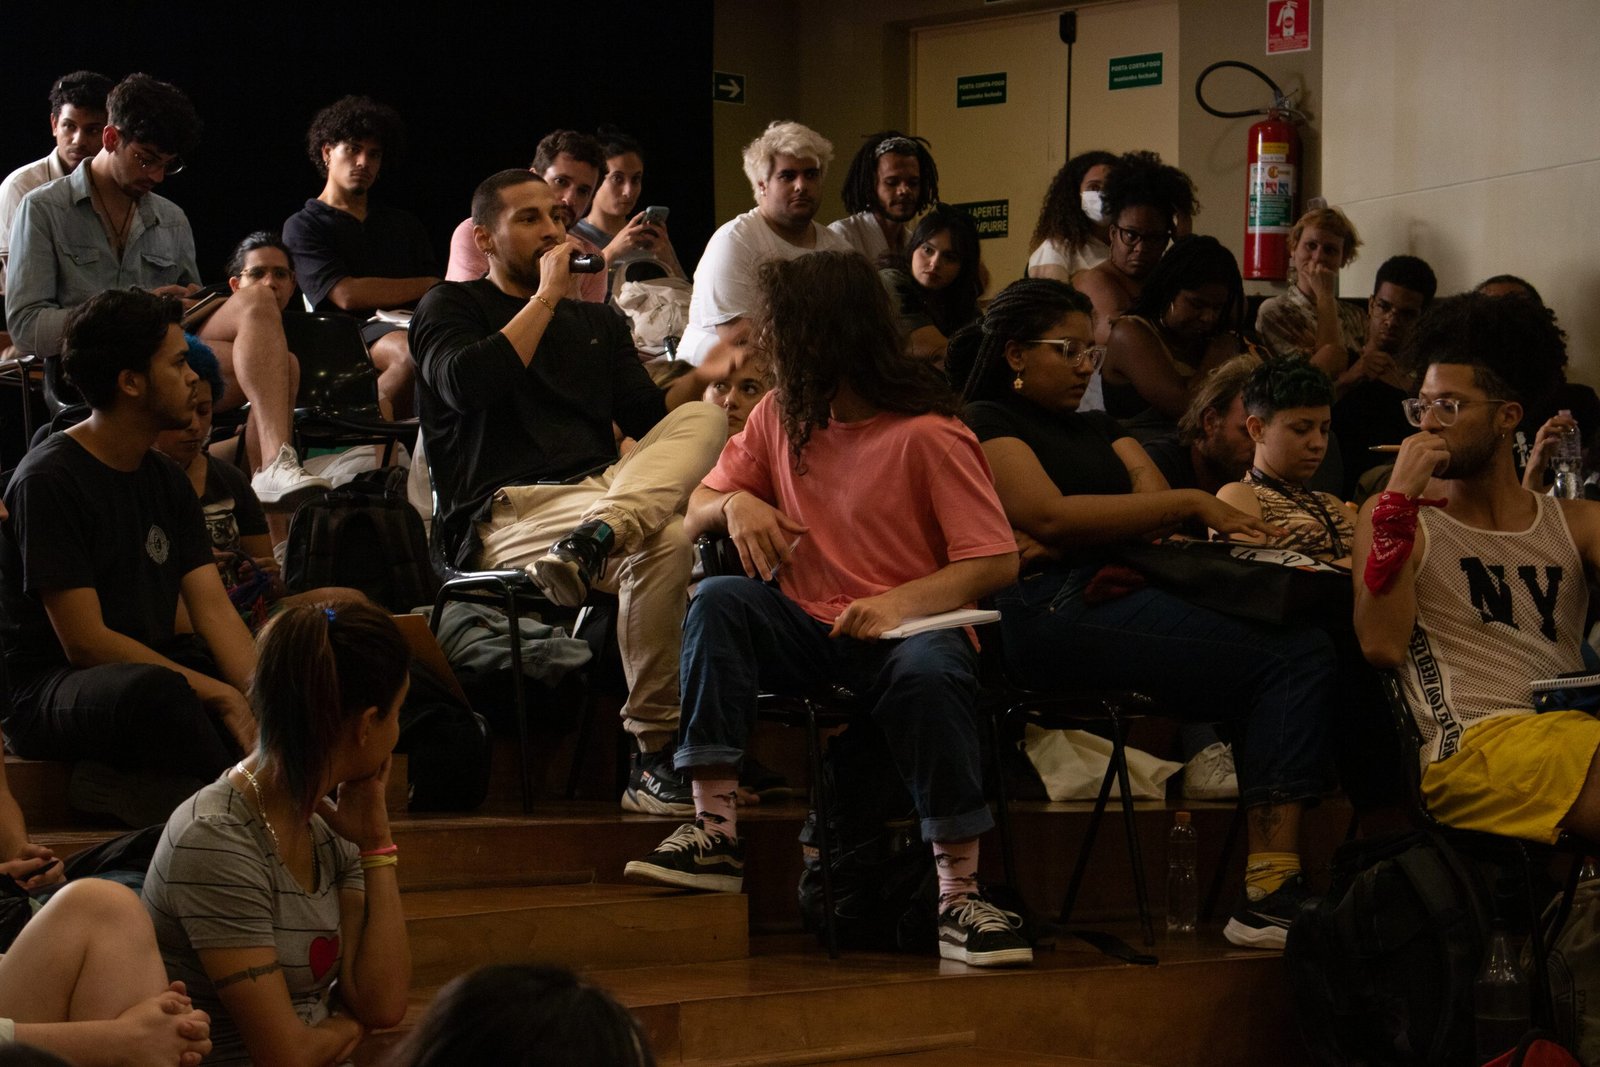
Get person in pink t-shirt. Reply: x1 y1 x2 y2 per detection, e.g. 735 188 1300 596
625 251 1032 968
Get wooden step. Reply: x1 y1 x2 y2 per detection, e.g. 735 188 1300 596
594 928 1307 1066
403 883 748 986
829 1050 1151 1066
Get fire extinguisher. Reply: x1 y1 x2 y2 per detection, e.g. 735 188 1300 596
1196 61 1307 281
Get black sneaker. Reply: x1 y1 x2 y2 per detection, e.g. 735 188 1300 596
739 753 794 801
532 520 615 608
1223 871 1312 950
621 747 695 816
624 820 745 893
937 894 1034 967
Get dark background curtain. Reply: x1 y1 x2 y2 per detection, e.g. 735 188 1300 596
0 3 716 280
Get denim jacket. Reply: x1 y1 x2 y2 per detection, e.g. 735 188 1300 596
6 162 198 356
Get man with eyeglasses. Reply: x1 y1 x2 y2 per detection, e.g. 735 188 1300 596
826 131 938 264
1333 255 1437 497
190 232 329 505
1355 291 1600 848
0 71 112 300
7 74 201 362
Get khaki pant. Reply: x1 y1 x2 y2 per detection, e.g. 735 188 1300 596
476 401 727 750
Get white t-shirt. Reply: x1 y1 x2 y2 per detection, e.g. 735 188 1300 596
1025 235 1110 282
0 151 69 293
678 209 850 365
826 210 906 266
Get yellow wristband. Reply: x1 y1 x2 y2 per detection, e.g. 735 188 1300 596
359 854 399 871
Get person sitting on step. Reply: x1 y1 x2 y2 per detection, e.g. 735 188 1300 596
625 250 1032 969
142 601 411 1067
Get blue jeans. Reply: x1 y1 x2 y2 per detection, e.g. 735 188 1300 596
676 577 993 842
995 565 1334 808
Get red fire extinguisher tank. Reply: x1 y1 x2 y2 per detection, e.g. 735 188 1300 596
1244 110 1300 280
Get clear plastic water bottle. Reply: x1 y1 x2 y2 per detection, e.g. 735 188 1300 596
1474 924 1530 1060
1166 811 1198 935
1552 409 1583 500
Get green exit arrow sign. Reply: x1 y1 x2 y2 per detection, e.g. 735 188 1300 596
713 71 746 105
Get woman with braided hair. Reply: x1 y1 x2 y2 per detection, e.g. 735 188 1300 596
952 277 1336 950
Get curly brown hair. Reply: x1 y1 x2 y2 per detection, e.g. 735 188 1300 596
755 251 958 471
305 95 405 177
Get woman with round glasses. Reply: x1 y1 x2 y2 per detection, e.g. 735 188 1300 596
1099 234 1258 441
950 277 1337 949
1071 152 1196 345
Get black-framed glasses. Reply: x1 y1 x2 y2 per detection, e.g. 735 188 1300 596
1025 338 1105 372
1401 396 1506 427
130 145 185 176
1111 224 1171 248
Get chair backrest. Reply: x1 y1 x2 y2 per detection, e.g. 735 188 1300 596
281 314 382 415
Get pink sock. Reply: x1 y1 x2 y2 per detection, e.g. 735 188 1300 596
692 778 739 841
933 839 980 907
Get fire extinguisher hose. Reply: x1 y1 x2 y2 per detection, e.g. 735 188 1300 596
1194 60 1305 122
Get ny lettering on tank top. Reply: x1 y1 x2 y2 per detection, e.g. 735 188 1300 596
1402 493 1589 764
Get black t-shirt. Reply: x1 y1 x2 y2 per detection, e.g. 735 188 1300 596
963 399 1130 569
0 434 212 678
1332 379 1411 497
199 457 269 552
1141 433 1199 491
411 279 666 566
282 199 436 315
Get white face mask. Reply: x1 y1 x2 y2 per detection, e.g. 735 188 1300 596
1080 190 1106 224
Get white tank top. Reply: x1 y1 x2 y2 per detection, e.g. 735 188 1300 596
1402 492 1589 763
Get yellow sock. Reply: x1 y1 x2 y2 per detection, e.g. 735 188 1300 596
1244 852 1301 901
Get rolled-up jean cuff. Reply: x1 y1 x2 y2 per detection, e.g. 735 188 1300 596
675 743 746 770
1241 780 1322 810
921 806 995 843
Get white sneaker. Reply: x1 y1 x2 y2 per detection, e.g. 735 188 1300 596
1183 742 1239 801
251 444 331 507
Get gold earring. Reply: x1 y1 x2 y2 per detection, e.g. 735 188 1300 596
1012 371 1025 391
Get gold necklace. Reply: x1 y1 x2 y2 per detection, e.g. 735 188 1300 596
236 762 280 854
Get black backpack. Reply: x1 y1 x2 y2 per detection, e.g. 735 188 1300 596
397 658 492 812
283 469 437 613
796 720 938 952
1285 829 1495 1066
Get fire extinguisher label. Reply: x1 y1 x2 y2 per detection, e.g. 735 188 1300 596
1248 161 1296 231
1258 141 1290 161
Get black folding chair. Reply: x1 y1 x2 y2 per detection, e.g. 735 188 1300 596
281 313 416 465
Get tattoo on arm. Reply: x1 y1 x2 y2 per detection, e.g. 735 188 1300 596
212 961 283 991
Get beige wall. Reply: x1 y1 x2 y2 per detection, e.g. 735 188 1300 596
1324 0 1600 385
713 0 1322 292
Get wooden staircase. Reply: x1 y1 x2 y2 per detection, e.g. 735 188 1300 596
12 718 1335 1066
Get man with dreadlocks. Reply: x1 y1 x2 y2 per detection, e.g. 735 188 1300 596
625 250 1032 968
827 130 939 266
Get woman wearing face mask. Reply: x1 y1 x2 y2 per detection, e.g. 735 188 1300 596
1253 206 1364 379
1215 358 1355 565
1026 150 1118 284
1071 152 1197 346
574 126 683 278
1099 235 1259 441
880 204 983 363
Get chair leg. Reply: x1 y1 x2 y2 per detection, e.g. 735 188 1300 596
986 705 1019 892
564 605 598 800
1061 721 1118 925
1521 843 1558 1031
1107 714 1155 947
503 590 534 815
1202 805 1246 921
805 701 841 959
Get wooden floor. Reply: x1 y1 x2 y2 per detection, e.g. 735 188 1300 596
10 723 1335 1066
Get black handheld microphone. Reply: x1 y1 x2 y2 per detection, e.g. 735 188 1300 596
569 252 605 274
